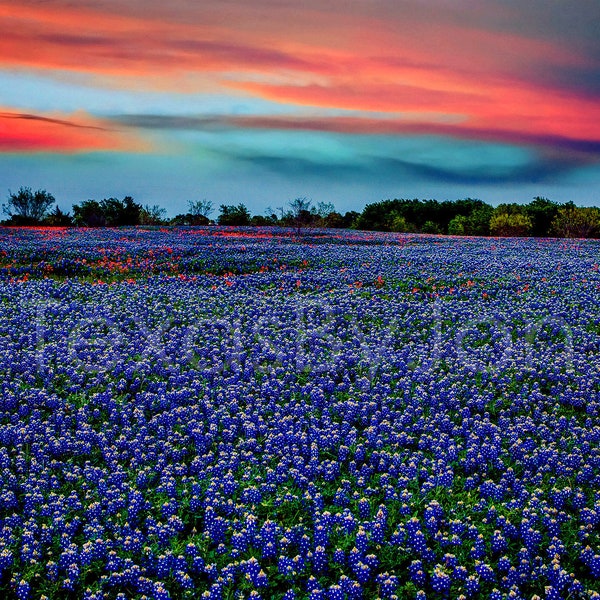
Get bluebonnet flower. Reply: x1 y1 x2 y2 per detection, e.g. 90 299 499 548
327 585 344 600
470 534 486 559
409 560 426 587
15 579 31 600
153 582 170 600
2 228 600 598
358 497 370 519
255 569 269 588
491 530 508 554
332 548 345 565
376 573 399 598
312 546 328 574
463 575 480 597
355 527 369 554
475 561 495 583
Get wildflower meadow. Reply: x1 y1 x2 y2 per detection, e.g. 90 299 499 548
0 226 599 600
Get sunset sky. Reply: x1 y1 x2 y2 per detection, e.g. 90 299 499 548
1 0 599 216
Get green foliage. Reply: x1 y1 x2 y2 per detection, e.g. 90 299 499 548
44 206 73 226
341 210 360 228
321 211 343 228
421 220 442 234
489 211 533 237
139 204 167 225
250 214 278 226
279 196 317 233
315 201 335 219
218 203 251 226
272 198 347 230
355 199 397 231
5 186 600 239
389 212 413 232
288 196 312 215
550 202 600 238
72 199 106 227
170 213 210 226
72 196 143 227
465 205 494 235
355 197 490 234
188 199 213 219
101 196 141 226
3 186 56 224
493 202 529 216
171 204 210 225
447 214 467 235
525 196 560 237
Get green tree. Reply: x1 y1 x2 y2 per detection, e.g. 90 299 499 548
171 204 210 226
550 202 600 238
525 196 560 237
355 197 492 233
139 204 167 225
44 206 73 227
312 201 336 227
493 203 529 216
72 199 106 227
341 211 360 229
3 187 56 224
389 212 413 233
250 214 278 226
447 215 467 235
188 199 213 223
355 199 397 231
100 196 142 226
71 196 142 227
288 197 314 234
489 212 532 237
217 203 251 226
465 205 494 236
421 220 441 234
322 211 344 228
315 201 334 218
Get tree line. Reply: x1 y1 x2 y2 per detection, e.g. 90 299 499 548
3 186 600 238
0 189 358 230
355 197 600 238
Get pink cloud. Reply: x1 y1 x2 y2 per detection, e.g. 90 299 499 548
0 0 597 147
0 109 146 153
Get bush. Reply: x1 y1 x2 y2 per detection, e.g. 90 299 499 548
139 205 167 226
218 204 251 226
389 213 413 233
465 206 494 236
489 212 532 237
44 206 73 226
525 197 559 237
448 215 467 235
421 220 441 234
550 203 600 238
72 199 106 227
72 196 143 227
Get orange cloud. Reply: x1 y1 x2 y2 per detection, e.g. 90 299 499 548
0 1 584 85
1 0 598 147
0 2 327 83
231 71 600 144
0 109 145 153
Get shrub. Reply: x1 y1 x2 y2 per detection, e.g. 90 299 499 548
489 212 532 237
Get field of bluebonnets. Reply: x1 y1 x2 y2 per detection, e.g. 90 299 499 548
0 225 599 600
